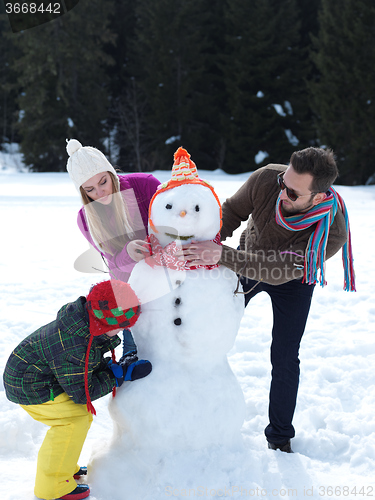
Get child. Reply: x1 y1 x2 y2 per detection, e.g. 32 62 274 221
3 280 151 500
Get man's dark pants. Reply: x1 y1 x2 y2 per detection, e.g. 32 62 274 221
240 276 315 445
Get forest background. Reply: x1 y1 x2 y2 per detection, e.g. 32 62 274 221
1 0 374 185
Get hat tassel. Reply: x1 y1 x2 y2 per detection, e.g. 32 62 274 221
85 336 97 415
174 147 190 161
111 349 117 399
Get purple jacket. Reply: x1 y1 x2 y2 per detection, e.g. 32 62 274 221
77 173 160 282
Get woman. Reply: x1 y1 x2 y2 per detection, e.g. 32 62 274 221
66 138 160 356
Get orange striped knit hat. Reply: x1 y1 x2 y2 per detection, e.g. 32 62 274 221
149 147 222 233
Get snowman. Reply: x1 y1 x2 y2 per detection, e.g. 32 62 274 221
89 148 245 499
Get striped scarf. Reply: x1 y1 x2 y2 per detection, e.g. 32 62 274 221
275 188 356 291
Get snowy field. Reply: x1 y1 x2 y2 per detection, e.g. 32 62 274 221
0 154 374 499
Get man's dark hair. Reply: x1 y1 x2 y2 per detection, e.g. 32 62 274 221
290 147 339 193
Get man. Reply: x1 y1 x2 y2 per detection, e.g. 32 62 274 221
178 147 355 453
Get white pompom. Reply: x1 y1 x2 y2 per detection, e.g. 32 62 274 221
66 139 82 157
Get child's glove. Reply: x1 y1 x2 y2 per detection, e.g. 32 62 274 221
108 356 152 387
107 359 125 387
120 355 152 381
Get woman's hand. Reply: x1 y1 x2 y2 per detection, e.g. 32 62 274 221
174 240 223 267
127 240 152 262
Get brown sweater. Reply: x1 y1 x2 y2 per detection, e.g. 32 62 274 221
218 164 348 285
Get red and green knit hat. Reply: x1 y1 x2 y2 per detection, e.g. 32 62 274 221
149 147 222 233
84 280 141 414
86 279 141 336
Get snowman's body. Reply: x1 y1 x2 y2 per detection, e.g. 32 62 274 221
89 158 246 499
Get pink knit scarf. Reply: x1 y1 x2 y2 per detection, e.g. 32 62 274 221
145 233 222 271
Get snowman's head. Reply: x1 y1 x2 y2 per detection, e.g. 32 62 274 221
148 148 222 247
149 183 221 247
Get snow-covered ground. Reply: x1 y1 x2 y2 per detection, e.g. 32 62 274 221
0 156 374 499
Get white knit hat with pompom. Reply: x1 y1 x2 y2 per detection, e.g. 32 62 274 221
66 139 118 191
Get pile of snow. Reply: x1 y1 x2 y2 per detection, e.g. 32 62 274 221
0 143 28 173
0 168 374 500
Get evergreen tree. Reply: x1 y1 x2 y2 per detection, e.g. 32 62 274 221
114 76 150 172
222 0 310 173
296 0 321 49
310 0 375 184
129 0 224 171
194 0 228 170
0 8 20 146
102 0 139 169
10 0 116 172
294 0 321 147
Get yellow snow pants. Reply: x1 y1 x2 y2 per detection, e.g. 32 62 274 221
20 392 93 500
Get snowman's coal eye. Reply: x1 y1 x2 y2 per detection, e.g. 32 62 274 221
166 203 172 209
195 205 200 212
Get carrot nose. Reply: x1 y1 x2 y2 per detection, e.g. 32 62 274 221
179 210 187 217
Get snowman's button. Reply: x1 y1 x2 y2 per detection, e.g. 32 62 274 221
175 298 181 306
174 318 182 326
175 280 182 286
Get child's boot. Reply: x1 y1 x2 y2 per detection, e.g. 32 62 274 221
73 466 87 479
59 484 90 499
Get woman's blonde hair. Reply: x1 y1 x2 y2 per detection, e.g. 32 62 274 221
80 172 135 255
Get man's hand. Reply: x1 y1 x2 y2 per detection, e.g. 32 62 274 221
175 240 223 267
127 240 152 262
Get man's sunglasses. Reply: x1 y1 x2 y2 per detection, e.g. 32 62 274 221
277 172 316 202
